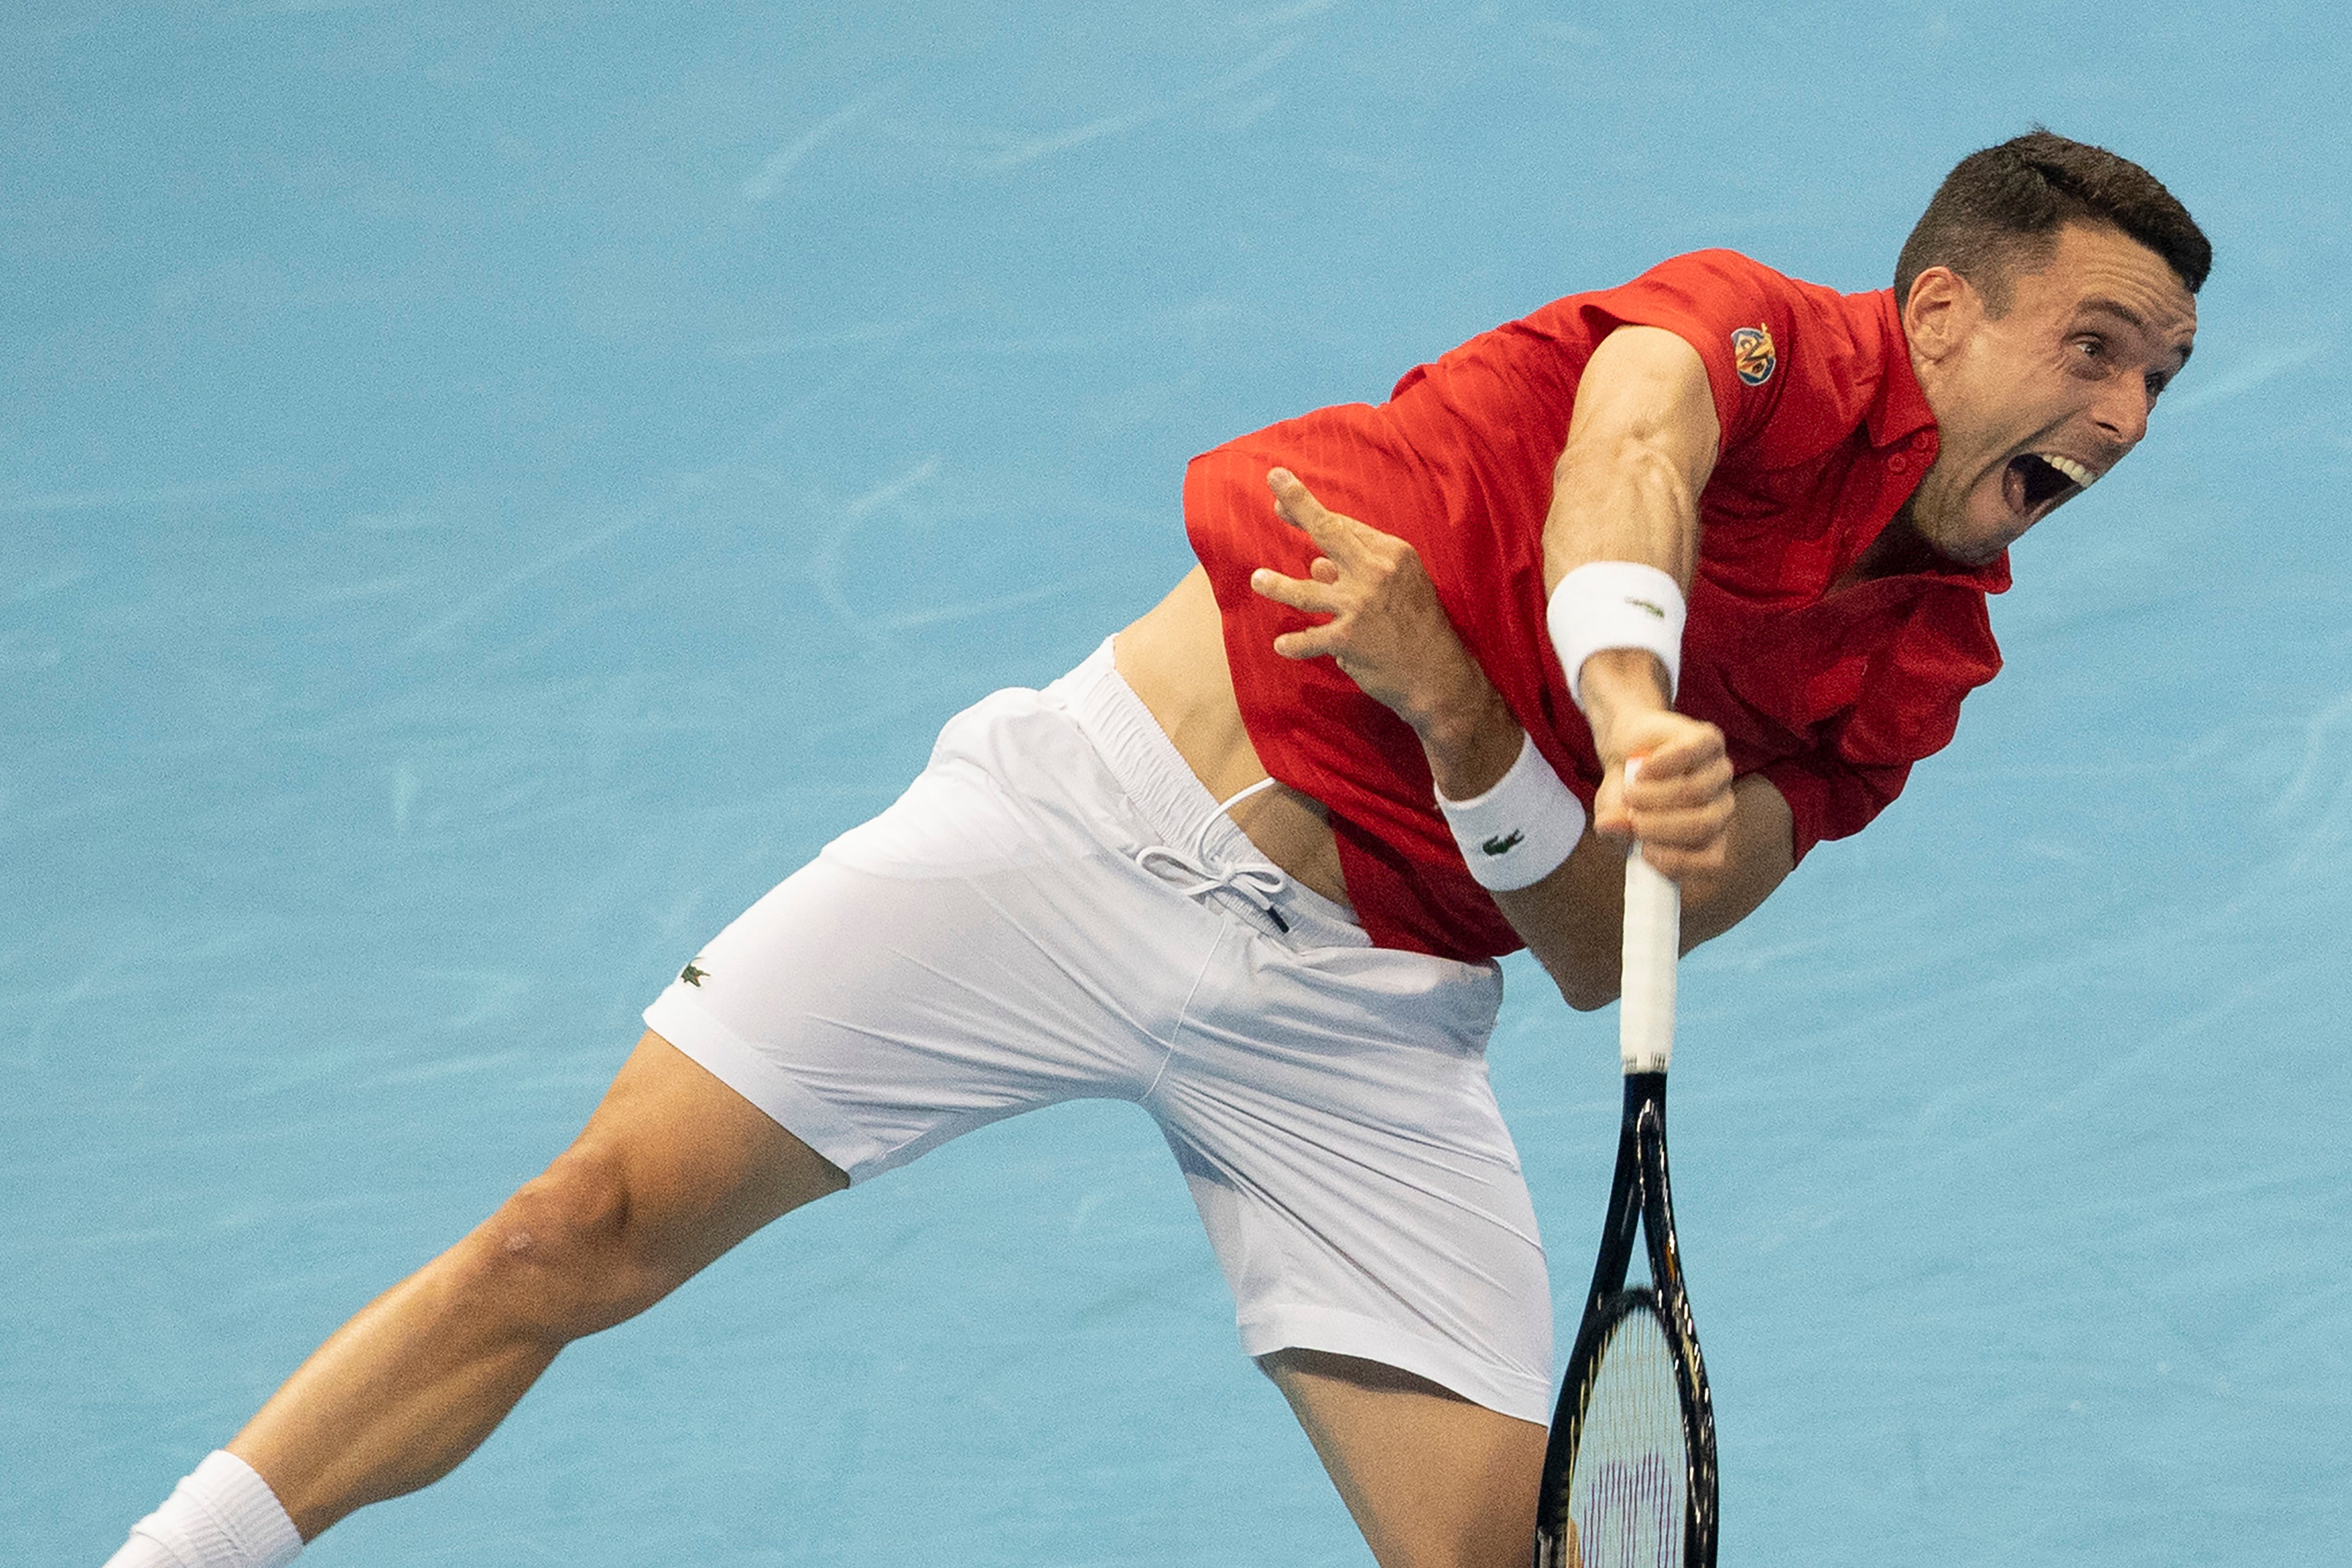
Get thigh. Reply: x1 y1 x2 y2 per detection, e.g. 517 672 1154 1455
1155 933 1555 1425
643 681 1231 1184
1261 1348 1545 1568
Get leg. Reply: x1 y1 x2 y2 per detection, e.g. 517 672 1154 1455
1262 1349 1546 1568
226 1029 844 1540
122 645 1248 1558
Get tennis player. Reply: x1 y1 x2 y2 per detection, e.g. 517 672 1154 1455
107 131 2203 1568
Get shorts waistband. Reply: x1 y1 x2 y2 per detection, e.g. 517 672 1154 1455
1051 639 1365 950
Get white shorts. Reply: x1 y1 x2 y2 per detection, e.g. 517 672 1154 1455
644 641 1553 1422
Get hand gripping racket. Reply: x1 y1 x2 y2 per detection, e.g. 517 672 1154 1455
1535 809 1719 1568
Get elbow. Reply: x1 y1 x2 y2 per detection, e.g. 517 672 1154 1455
1552 968 1620 1013
1527 936 1621 1012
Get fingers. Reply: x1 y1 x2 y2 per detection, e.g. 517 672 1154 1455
1249 562 1353 663
1250 468 1358 620
1604 789 1732 882
1592 716 1734 884
1248 564 1338 616
1249 468 1417 625
1267 467 1367 565
1266 467 1323 529
1271 623 1346 663
1616 770 1732 850
1626 733 1733 813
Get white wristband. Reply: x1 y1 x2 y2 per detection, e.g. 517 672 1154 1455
1546 562 1686 713
1437 731 1588 891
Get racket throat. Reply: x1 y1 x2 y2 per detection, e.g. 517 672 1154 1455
1578 1075 1669 1306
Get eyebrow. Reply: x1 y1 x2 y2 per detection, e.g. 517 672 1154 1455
2076 296 2146 329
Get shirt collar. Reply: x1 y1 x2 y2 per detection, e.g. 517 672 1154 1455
1857 287 2010 595
1862 288 1936 449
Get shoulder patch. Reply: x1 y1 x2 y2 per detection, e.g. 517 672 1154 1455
1730 324 1776 387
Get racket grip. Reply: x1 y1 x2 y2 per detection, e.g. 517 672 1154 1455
1619 762 1681 1074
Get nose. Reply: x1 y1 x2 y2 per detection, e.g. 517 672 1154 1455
2092 375 2151 451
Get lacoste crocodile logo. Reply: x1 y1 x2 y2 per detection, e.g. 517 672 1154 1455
1480 830 1524 857
680 960 708 987
1625 597 1667 619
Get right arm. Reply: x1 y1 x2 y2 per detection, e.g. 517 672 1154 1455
1539 324 1732 879
1506 323 1787 1004
1251 324 1785 1003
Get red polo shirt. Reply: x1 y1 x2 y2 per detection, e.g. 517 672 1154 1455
1184 249 2006 964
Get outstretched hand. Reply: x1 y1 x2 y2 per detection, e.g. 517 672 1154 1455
1247 469 1498 745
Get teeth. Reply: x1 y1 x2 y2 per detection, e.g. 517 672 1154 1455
2043 454 2097 488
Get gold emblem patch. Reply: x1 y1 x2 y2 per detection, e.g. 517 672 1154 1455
1731 324 1776 386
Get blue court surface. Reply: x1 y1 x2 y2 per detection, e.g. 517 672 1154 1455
8 3 2348 1563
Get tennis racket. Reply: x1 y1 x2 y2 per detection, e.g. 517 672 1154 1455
1534 820 1718 1568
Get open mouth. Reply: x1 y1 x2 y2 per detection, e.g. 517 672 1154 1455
2002 452 2097 520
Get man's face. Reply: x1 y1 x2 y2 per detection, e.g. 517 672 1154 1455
1905 222 2199 564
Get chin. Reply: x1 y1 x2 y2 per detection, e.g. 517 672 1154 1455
1946 518 2027 565
1930 473 2053 563
1910 499 2014 566
1944 536 2012 567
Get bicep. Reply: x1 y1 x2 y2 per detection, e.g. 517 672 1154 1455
1497 772 1794 1011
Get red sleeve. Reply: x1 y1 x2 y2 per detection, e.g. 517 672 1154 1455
1757 754 1911 864
1739 585 2001 863
1547 249 1808 456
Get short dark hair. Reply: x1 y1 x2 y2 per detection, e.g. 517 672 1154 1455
1896 129 2211 311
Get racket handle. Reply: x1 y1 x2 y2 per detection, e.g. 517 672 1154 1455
1619 761 1681 1074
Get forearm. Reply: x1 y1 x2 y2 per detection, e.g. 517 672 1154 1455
1410 658 1793 999
1416 679 1523 800
1543 434 1703 594
1540 326 1718 596
1499 774 1792 1008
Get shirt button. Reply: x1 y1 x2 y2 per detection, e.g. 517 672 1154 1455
1888 454 1910 473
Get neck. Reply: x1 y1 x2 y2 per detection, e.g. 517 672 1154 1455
1834 507 1968 591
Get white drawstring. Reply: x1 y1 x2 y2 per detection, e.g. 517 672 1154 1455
1134 775 1294 933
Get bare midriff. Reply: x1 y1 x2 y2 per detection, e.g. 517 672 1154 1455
1112 567 1351 908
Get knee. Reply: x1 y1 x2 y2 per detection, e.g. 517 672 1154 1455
460 1143 676 1343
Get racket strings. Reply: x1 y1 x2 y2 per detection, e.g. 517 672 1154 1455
1566 1304 1689 1568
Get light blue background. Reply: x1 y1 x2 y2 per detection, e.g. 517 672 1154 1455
8 3 2345 1563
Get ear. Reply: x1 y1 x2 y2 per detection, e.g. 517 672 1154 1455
1902 265 1981 365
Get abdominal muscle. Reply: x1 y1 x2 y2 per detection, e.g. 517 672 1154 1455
1112 567 1351 909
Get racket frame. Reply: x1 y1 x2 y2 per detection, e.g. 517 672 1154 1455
1536 1072 1719 1567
